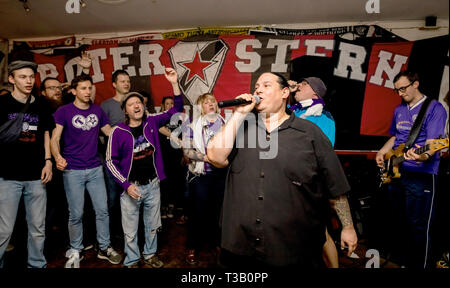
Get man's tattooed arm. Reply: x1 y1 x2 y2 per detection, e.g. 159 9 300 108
183 148 207 162
182 139 208 162
329 194 354 228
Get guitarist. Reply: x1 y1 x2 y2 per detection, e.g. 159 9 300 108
375 70 447 268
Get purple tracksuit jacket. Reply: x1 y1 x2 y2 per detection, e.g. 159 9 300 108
106 93 184 192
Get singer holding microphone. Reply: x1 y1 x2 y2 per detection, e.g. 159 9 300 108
207 72 358 268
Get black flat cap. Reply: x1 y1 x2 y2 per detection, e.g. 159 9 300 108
8 60 38 75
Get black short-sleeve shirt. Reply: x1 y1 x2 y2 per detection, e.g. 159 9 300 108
221 113 350 267
0 93 54 181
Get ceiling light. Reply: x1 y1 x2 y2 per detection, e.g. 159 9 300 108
19 0 30 12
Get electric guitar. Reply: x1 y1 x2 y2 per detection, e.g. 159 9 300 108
379 138 449 185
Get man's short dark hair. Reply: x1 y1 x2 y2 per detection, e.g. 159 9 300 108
40 77 59 92
394 70 419 84
112 69 130 83
71 74 93 89
269 72 289 89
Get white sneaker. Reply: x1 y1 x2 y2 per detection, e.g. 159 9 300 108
65 249 81 268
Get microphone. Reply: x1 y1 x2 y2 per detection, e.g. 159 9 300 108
218 95 261 108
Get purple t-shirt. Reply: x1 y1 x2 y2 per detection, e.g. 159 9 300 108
54 103 110 170
389 96 447 174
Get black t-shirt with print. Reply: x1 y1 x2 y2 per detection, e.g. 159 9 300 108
0 93 54 181
129 123 157 183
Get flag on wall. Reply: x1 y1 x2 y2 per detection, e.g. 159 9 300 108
10 32 448 150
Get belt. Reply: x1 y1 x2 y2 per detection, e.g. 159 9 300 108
131 177 157 186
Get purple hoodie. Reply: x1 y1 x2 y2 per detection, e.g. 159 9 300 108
106 94 184 192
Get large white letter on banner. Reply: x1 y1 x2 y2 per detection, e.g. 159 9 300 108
110 46 136 77
88 48 107 83
369 50 408 89
235 39 262 73
139 44 165 76
64 57 80 84
304 39 334 57
267 39 299 72
37 64 58 81
334 42 367 81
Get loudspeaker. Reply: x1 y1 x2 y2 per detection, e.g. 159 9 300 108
425 16 437 27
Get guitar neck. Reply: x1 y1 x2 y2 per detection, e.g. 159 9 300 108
393 144 430 166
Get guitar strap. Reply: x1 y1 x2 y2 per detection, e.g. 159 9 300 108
404 96 433 151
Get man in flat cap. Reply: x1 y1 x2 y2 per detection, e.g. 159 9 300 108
288 77 335 146
0 60 54 268
105 68 183 268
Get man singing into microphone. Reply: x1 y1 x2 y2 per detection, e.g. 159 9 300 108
207 72 357 267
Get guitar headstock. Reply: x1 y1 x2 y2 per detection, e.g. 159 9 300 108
429 138 449 153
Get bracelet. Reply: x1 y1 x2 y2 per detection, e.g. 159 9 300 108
45 158 52 162
424 152 431 160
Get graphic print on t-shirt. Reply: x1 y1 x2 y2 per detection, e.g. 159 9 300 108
71 114 99 131
133 135 154 160
7 112 39 143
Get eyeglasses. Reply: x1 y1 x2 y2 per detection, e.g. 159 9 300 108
393 82 414 93
45 86 62 91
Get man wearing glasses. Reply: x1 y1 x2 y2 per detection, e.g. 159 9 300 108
41 77 63 112
40 77 65 234
375 70 447 268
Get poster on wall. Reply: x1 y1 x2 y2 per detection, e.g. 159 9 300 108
10 31 449 150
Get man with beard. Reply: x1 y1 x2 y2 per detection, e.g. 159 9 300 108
40 77 66 237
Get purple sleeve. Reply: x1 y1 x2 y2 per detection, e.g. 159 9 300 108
425 101 447 139
148 94 184 128
54 106 66 126
106 127 131 192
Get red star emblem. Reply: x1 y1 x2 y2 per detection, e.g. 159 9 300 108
180 47 214 83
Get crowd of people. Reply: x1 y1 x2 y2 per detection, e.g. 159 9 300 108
0 52 448 269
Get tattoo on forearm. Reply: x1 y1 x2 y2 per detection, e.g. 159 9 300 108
183 148 205 162
331 195 354 228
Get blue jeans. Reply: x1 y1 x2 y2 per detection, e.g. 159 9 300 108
121 179 161 266
63 166 110 251
0 178 47 268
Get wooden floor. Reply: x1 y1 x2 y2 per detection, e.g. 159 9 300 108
3 210 400 269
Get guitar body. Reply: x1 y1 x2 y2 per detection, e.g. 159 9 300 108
379 138 449 185
381 144 405 184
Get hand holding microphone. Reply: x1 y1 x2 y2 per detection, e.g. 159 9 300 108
217 94 261 113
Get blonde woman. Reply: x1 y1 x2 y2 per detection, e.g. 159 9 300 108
183 93 227 265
